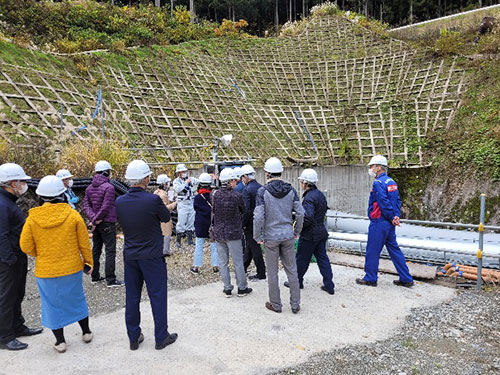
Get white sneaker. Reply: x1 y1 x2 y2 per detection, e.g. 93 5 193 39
82 332 93 343
54 342 67 353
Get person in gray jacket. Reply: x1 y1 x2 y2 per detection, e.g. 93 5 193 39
253 157 304 314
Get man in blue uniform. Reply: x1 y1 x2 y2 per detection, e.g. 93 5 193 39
285 169 334 294
356 155 414 288
116 160 178 351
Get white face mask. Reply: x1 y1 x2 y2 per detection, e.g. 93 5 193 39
181 173 188 179
68 179 74 188
368 168 377 178
14 181 28 196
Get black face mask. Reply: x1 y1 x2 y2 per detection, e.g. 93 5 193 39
101 171 110 178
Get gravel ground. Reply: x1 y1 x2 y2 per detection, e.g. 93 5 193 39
275 288 500 375
22 238 228 327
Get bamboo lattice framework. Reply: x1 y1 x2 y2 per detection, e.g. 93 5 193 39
0 14 466 166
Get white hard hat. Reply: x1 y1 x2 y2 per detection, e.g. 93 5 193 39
0 163 31 182
198 173 212 184
368 155 388 167
298 168 318 184
157 174 171 184
56 169 73 180
175 163 188 173
125 160 152 180
264 157 283 173
240 164 256 176
36 175 66 197
95 160 113 172
219 168 236 182
233 167 242 178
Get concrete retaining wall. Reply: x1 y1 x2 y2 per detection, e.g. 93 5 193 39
193 165 372 215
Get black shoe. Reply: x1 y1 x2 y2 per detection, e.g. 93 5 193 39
187 231 194 246
237 287 253 297
292 305 301 314
130 333 144 351
16 327 43 337
190 266 199 274
265 302 282 313
91 276 105 284
0 339 28 351
284 281 304 289
356 278 377 287
176 233 182 248
155 333 178 350
248 274 266 281
107 280 125 288
393 280 415 288
321 286 335 295
223 289 232 298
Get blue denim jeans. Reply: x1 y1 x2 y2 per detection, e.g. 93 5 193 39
193 237 219 267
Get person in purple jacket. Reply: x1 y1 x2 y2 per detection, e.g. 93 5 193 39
83 160 123 287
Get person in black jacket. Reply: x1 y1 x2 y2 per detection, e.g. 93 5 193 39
240 165 266 280
116 160 177 351
285 169 335 295
0 163 43 351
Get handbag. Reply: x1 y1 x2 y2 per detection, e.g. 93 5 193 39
202 191 216 242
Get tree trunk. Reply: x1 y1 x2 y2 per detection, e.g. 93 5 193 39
171 0 174 15
409 0 413 24
190 0 195 23
364 0 368 16
275 0 279 36
232 6 235 22
155 0 160 7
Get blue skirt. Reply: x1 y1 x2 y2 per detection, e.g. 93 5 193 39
36 271 89 330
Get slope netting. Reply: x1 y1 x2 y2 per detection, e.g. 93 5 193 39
0 14 465 166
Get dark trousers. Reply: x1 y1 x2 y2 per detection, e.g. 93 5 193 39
243 229 266 278
124 257 169 345
296 238 335 292
0 254 28 343
91 222 117 283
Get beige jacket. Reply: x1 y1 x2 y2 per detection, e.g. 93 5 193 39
154 189 177 236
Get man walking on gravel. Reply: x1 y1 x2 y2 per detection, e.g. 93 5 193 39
356 155 414 288
116 160 178 351
83 160 123 287
254 157 304 314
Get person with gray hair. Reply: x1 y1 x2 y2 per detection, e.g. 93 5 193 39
254 157 304 314
116 160 177 351
212 168 252 298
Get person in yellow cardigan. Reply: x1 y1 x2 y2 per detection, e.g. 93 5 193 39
20 176 94 353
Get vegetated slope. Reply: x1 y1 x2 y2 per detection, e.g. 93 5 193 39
0 5 464 168
388 7 500 225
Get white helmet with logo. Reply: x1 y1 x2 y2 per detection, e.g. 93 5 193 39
95 160 113 172
0 163 31 183
36 175 66 197
56 169 73 180
240 164 256 176
198 173 212 184
175 163 188 173
157 174 171 184
219 168 236 182
367 155 388 167
298 169 318 184
125 160 152 180
233 167 242 178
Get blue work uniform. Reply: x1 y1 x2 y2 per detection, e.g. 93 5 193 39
115 187 171 345
364 173 413 283
234 180 245 193
296 186 334 292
